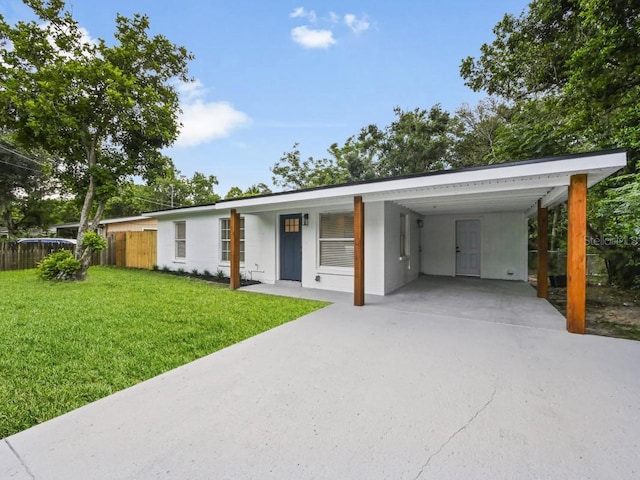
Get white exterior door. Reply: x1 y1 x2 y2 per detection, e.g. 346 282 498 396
456 219 481 276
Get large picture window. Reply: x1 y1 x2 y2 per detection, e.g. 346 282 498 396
220 217 245 262
319 212 354 268
175 221 186 259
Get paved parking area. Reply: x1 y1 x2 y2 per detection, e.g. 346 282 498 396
3 278 639 479
245 275 565 330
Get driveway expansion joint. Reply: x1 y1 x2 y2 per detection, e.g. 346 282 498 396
4 439 36 480
412 384 498 480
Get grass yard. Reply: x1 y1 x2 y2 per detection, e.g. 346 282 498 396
0 267 328 438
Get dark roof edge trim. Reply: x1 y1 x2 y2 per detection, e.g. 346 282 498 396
147 147 627 214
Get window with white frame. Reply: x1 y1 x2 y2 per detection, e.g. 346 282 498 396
319 212 354 268
220 217 245 262
175 221 186 259
400 213 407 257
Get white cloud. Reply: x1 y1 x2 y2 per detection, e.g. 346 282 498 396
290 7 305 18
77 26 97 47
39 22 98 59
344 13 370 33
291 25 335 49
176 79 208 102
174 80 251 148
288 9 371 49
290 6 316 22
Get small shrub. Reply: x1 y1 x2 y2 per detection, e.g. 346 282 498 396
215 269 225 280
191 268 199 277
176 268 185 275
151 264 159 271
161 265 171 273
203 269 212 278
37 250 81 281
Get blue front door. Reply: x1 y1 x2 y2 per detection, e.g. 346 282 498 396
280 214 302 281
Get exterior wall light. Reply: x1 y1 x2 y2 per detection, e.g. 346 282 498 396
303 213 309 226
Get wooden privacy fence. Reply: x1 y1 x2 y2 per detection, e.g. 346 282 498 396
0 242 74 271
104 231 157 269
0 231 157 271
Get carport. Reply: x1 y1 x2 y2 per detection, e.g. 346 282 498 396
224 149 627 334
243 274 566 331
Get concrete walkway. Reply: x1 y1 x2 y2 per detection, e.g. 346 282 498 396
3 279 640 479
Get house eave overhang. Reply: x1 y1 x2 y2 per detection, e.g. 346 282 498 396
144 149 627 218
53 215 154 229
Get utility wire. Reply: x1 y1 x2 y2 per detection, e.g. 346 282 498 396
131 193 172 205
0 143 48 167
0 157 42 174
131 195 175 208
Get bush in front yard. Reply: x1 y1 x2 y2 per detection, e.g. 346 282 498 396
37 250 81 280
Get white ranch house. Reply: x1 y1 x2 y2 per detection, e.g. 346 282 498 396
147 149 627 334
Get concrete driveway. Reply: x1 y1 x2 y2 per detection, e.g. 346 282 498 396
3 279 640 479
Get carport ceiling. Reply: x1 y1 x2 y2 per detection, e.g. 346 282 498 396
394 186 552 215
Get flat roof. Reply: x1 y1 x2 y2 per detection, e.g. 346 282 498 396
145 149 627 218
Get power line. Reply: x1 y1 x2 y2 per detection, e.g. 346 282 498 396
0 157 42 174
0 143 48 167
131 195 174 208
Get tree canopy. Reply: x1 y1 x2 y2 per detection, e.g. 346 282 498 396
460 0 640 155
271 106 467 190
0 0 192 278
460 0 640 286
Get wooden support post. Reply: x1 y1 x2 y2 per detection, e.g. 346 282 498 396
230 209 241 290
354 196 365 306
537 200 549 299
567 174 587 334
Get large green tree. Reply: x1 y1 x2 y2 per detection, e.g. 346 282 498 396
104 166 222 217
452 98 512 168
460 0 640 286
0 136 59 235
460 0 640 153
0 0 192 278
271 143 346 190
271 106 461 190
376 106 456 177
224 183 272 200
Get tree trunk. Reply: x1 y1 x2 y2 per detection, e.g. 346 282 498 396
74 142 103 280
586 223 617 285
75 200 105 281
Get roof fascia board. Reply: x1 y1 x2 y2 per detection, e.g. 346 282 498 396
220 152 627 210
149 205 217 217
225 197 354 215
367 176 568 204
147 150 626 217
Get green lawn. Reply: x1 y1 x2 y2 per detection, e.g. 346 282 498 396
0 267 328 438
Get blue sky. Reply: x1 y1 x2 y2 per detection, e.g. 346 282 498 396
2 0 530 196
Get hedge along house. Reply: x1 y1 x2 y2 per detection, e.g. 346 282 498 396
147 149 627 334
